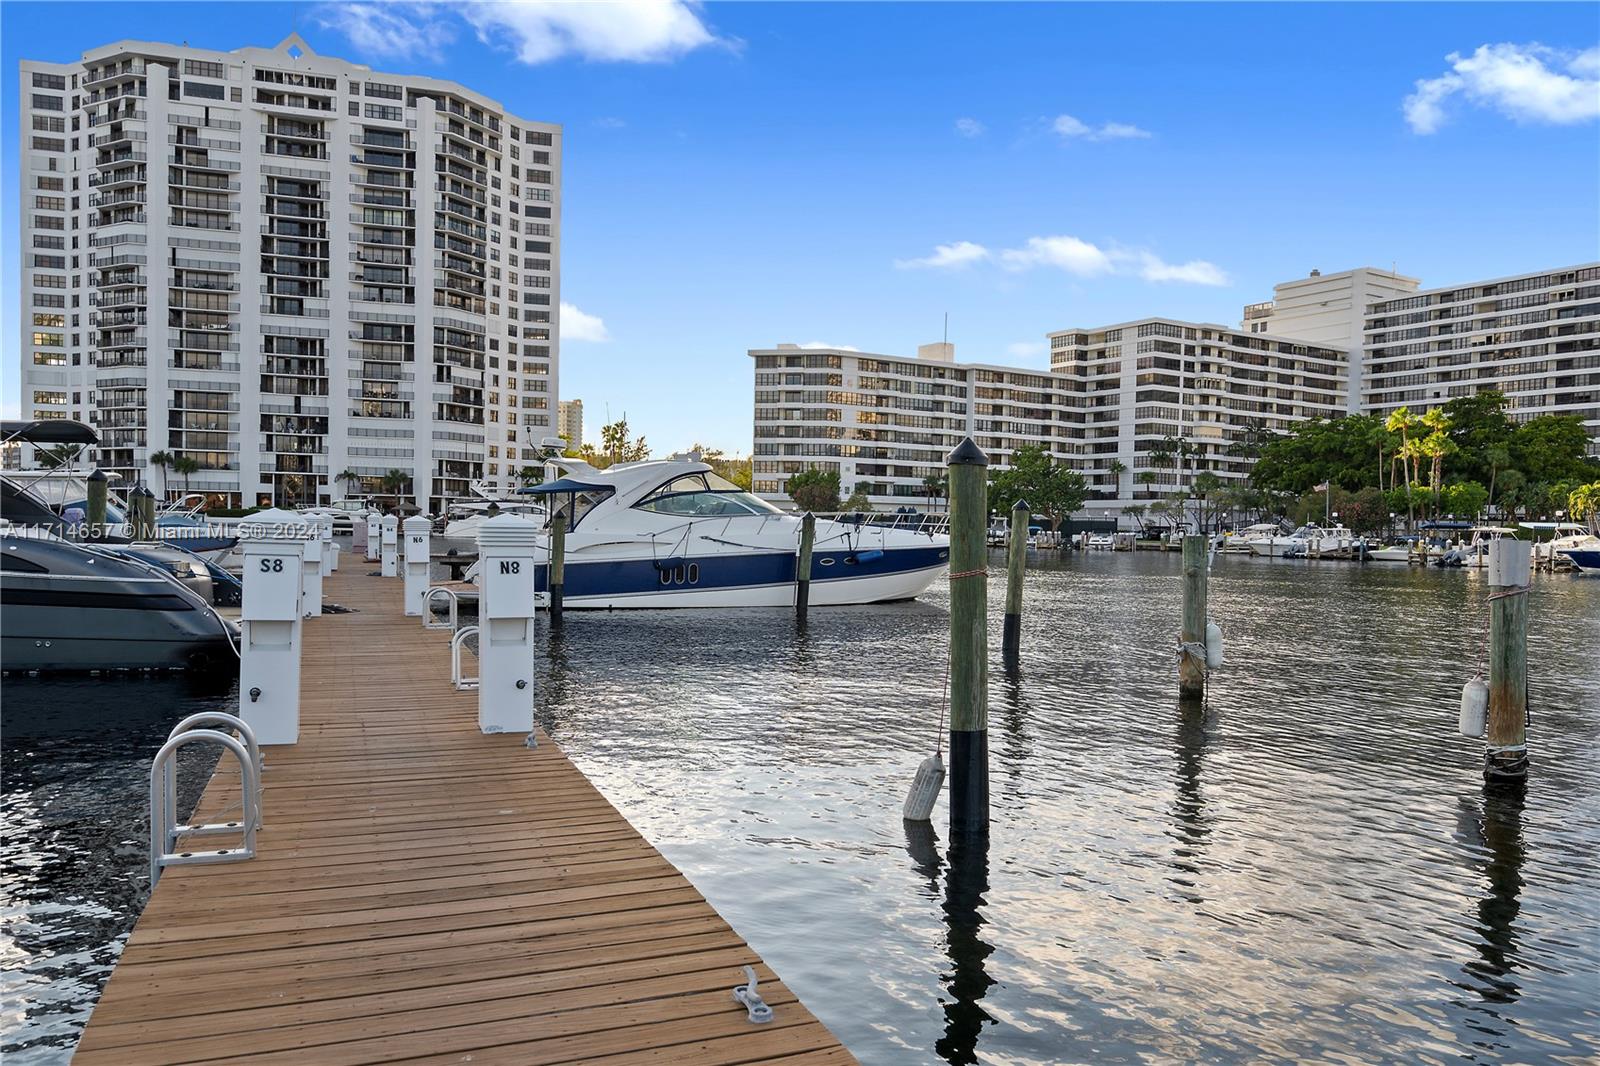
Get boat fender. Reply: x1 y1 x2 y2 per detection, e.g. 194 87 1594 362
1459 677 1488 738
856 549 884 563
902 751 945 822
1204 621 1224 671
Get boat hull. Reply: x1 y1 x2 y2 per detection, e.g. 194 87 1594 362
1561 548 1600 573
541 544 949 609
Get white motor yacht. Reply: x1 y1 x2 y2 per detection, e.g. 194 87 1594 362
1247 524 1354 557
1220 523 1280 553
469 457 949 608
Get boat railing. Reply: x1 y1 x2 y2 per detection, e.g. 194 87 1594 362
811 511 951 537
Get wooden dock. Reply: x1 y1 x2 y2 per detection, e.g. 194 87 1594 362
73 566 854 1065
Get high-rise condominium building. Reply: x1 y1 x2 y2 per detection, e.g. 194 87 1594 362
17 34 561 510
557 398 583 450
1360 264 1600 442
750 342 1090 506
753 262 1598 517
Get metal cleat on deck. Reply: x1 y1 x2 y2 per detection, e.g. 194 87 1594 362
733 965 774 1024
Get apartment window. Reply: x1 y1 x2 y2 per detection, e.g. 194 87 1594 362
364 103 402 122
32 115 65 133
183 59 225 78
33 332 65 347
184 81 225 100
32 72 66 90
366 80 402 99
33 313 65 328
31 93 63 111
33 391 67 405
31 136 66 152
33 351 66 366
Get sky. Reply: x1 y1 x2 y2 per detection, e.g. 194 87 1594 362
3 2 1598 454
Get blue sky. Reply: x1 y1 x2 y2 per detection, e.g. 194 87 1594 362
3 2 1597 453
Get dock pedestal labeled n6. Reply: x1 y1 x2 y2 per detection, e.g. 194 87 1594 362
946 437 990 836
1485 537 1532 782
364 511 381 561
1179 535 1208 701
402 515 431 617
1002 499 1028 664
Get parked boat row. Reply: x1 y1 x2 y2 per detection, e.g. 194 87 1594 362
2 421 240 673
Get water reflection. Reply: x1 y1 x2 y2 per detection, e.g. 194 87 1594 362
1463 787 1527 1006
904 822 998 1065
1168 703 1212 905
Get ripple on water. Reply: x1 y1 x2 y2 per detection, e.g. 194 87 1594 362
3 553 1598 1064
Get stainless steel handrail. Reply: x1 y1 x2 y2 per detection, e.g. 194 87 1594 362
451 625 479 690
423 585 460 630
149 729 258 887
163 712 263 849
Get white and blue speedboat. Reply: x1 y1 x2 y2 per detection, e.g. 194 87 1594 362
489 458 949 608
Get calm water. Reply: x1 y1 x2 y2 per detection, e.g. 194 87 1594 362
3 551 1598 1063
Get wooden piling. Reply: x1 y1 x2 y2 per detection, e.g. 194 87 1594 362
795 511 816 618
1179 534 1207 701
1485 537 1531 781
947 438 990 835
1002 499 1028 663
548 515 566 625
132 486 155 539
85 468 108 539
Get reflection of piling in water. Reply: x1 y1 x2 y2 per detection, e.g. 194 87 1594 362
1169 703 1211 903
936 831 996 1065
997 660 1032 781
1002 500 1028 665
1463 789 1527 1005
946 438 991 836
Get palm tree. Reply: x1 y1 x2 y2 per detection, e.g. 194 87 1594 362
379 468 410 509
1385 407 1418 529
335 468 362 501
517 465 544 488
172 455 201 498
148 450 175 501
38 444 81 470
1568 482 1600 534
921 472 948 512
1484 443 1511 512
1107 459 1126 497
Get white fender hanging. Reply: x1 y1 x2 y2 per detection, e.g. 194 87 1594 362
1204 621 1224 671
902 751 945 822
1459 676 1488 738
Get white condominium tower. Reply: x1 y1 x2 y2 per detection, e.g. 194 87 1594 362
17 34 561 510
1360 264 1600 441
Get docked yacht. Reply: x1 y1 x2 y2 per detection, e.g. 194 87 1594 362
438 499 545 555
1220 523 1281 553
480 458 949 608
2 527 237 672
1246 524 1355 557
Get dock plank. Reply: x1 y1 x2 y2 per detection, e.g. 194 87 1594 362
73 566 853 1064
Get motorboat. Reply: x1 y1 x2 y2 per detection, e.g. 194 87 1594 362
1561 546 1600 573
2 526 237 672
1087 533 1115 550
1220 523 1281 553
472 457 949 608
1246 524 1355 557
438 499 546 555
1366 542 1416 563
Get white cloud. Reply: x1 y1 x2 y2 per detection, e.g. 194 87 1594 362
1006 341 1047 360
999 235 1114 277
314 2 454 61
799 342 861 351
560 302 610 342
1405 43 1600 134
1136 253 1230 286
898 234 1228 286
462 1 725 64
894 241 991 270
594 116 628 128
1052 113 1152 142
320 0 726 65
954 117 985 138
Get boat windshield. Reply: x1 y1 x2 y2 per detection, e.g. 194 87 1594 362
634 473 781 518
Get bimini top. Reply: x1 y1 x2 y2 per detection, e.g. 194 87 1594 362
1 420 98 446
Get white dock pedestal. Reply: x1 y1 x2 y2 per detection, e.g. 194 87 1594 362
403 515 431 617
351 509 369 554
381 515 399 578
476 514 537 735
365 512 381 562
301 517 325 618
239 509 311 745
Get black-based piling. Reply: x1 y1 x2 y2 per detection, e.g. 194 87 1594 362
947 437 990 836
1002 499 1028 664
